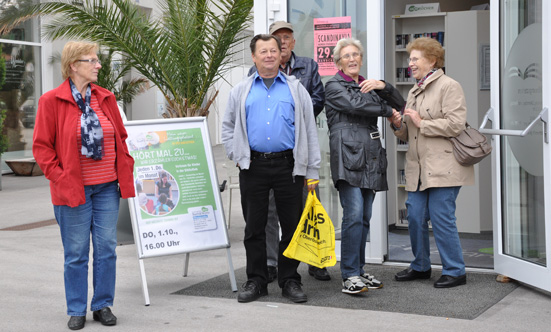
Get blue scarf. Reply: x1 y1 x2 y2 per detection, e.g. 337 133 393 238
69 78 104 160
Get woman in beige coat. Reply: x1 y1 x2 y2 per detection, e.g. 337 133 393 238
389 37 474 288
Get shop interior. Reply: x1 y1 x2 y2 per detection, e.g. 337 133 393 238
383 0 493 269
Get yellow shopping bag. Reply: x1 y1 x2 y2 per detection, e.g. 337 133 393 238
283 182 337 269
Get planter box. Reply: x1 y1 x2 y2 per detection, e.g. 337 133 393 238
5 158 44 176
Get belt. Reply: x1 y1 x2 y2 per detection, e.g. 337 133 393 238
329 123 381 140
251 150 293 159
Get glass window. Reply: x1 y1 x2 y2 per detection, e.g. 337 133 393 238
500 0 545 266
0 0 41 43
287 0 367 237
0 43 42 172
0 2 42 172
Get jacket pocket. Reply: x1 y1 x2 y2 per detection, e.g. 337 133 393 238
342 141 366 171
376 147 388 174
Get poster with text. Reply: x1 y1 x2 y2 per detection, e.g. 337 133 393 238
313 17 352 76
125 118 229 258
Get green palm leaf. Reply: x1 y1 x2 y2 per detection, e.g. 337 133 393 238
0 0 253 117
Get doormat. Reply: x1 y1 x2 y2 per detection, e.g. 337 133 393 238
172 263 518 320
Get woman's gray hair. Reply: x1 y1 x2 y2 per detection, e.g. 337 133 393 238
333 38 364 65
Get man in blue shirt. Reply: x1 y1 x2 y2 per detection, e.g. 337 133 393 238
222 34 321 304
248 21 328 283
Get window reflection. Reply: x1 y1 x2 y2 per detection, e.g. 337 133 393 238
500 0 545 266
0 43 41 171
0 0 41 43
287 0 367 236
0 1 41 172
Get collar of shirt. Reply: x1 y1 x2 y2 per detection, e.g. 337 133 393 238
253 70 287 85
338 70 365 84
416 68 437 87
279 52 296 75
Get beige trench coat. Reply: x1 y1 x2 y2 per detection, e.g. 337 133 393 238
393 69 474 192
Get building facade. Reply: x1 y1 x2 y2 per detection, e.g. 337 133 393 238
1 0 549 293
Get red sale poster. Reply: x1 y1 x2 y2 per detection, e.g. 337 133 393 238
313 17 352 76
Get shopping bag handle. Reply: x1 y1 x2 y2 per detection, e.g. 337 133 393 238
306 179 319 198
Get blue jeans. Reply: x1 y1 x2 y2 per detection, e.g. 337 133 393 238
406 186 465 277
54 181 120 316
338 181 375 280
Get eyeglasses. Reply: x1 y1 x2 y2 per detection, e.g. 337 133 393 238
407 57 419 64
77 58 101 65
340 52 361 61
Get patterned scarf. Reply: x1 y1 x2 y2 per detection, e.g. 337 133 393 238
417 68 437 87
69 78 104 160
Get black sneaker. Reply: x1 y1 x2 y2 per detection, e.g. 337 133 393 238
282 279 307 303
308 265 331 281
267 265 277 283
67 316 85 330
92 307 117 326
237 280 268 303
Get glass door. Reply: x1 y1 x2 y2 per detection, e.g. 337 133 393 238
484 0 551 292
255 0 387 263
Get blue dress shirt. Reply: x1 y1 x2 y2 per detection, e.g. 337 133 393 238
246 71 295 153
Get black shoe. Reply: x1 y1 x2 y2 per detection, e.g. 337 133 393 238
434 274 467 288
308 265 331 281
238 280 268 303
267 266 278 283
92 307 117 326
68 316 86 330
282 279 307 303
395 267 432 281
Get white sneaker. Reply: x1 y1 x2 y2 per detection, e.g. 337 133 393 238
342 276 368 294
359 272 383 289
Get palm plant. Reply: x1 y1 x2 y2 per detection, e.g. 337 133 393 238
0 0 254 117
96 48 150 112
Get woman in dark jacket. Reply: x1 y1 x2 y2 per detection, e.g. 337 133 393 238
325 38 404 295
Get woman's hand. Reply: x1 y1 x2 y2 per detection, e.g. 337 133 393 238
387 109 402 128
359 79 385 94
403 108 422 128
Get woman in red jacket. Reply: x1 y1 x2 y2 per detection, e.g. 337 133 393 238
32 41 135 330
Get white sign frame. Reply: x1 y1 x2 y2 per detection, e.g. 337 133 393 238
125 117 237 305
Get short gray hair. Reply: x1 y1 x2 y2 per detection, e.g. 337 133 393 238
333 38 364 65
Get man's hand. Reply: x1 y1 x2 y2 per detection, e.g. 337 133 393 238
305 179 319 191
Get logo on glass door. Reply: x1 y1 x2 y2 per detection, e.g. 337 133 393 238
502 23 543 176
508 63 540 81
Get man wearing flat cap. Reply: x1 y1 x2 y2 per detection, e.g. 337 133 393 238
249 21 328 283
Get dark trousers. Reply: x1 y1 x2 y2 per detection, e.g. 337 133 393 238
239 155 304 288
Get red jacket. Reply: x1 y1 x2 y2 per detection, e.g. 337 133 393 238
33 79 135 207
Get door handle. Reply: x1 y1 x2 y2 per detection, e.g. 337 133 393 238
478 107 549 144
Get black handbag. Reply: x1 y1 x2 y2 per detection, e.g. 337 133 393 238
448 124 492 166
